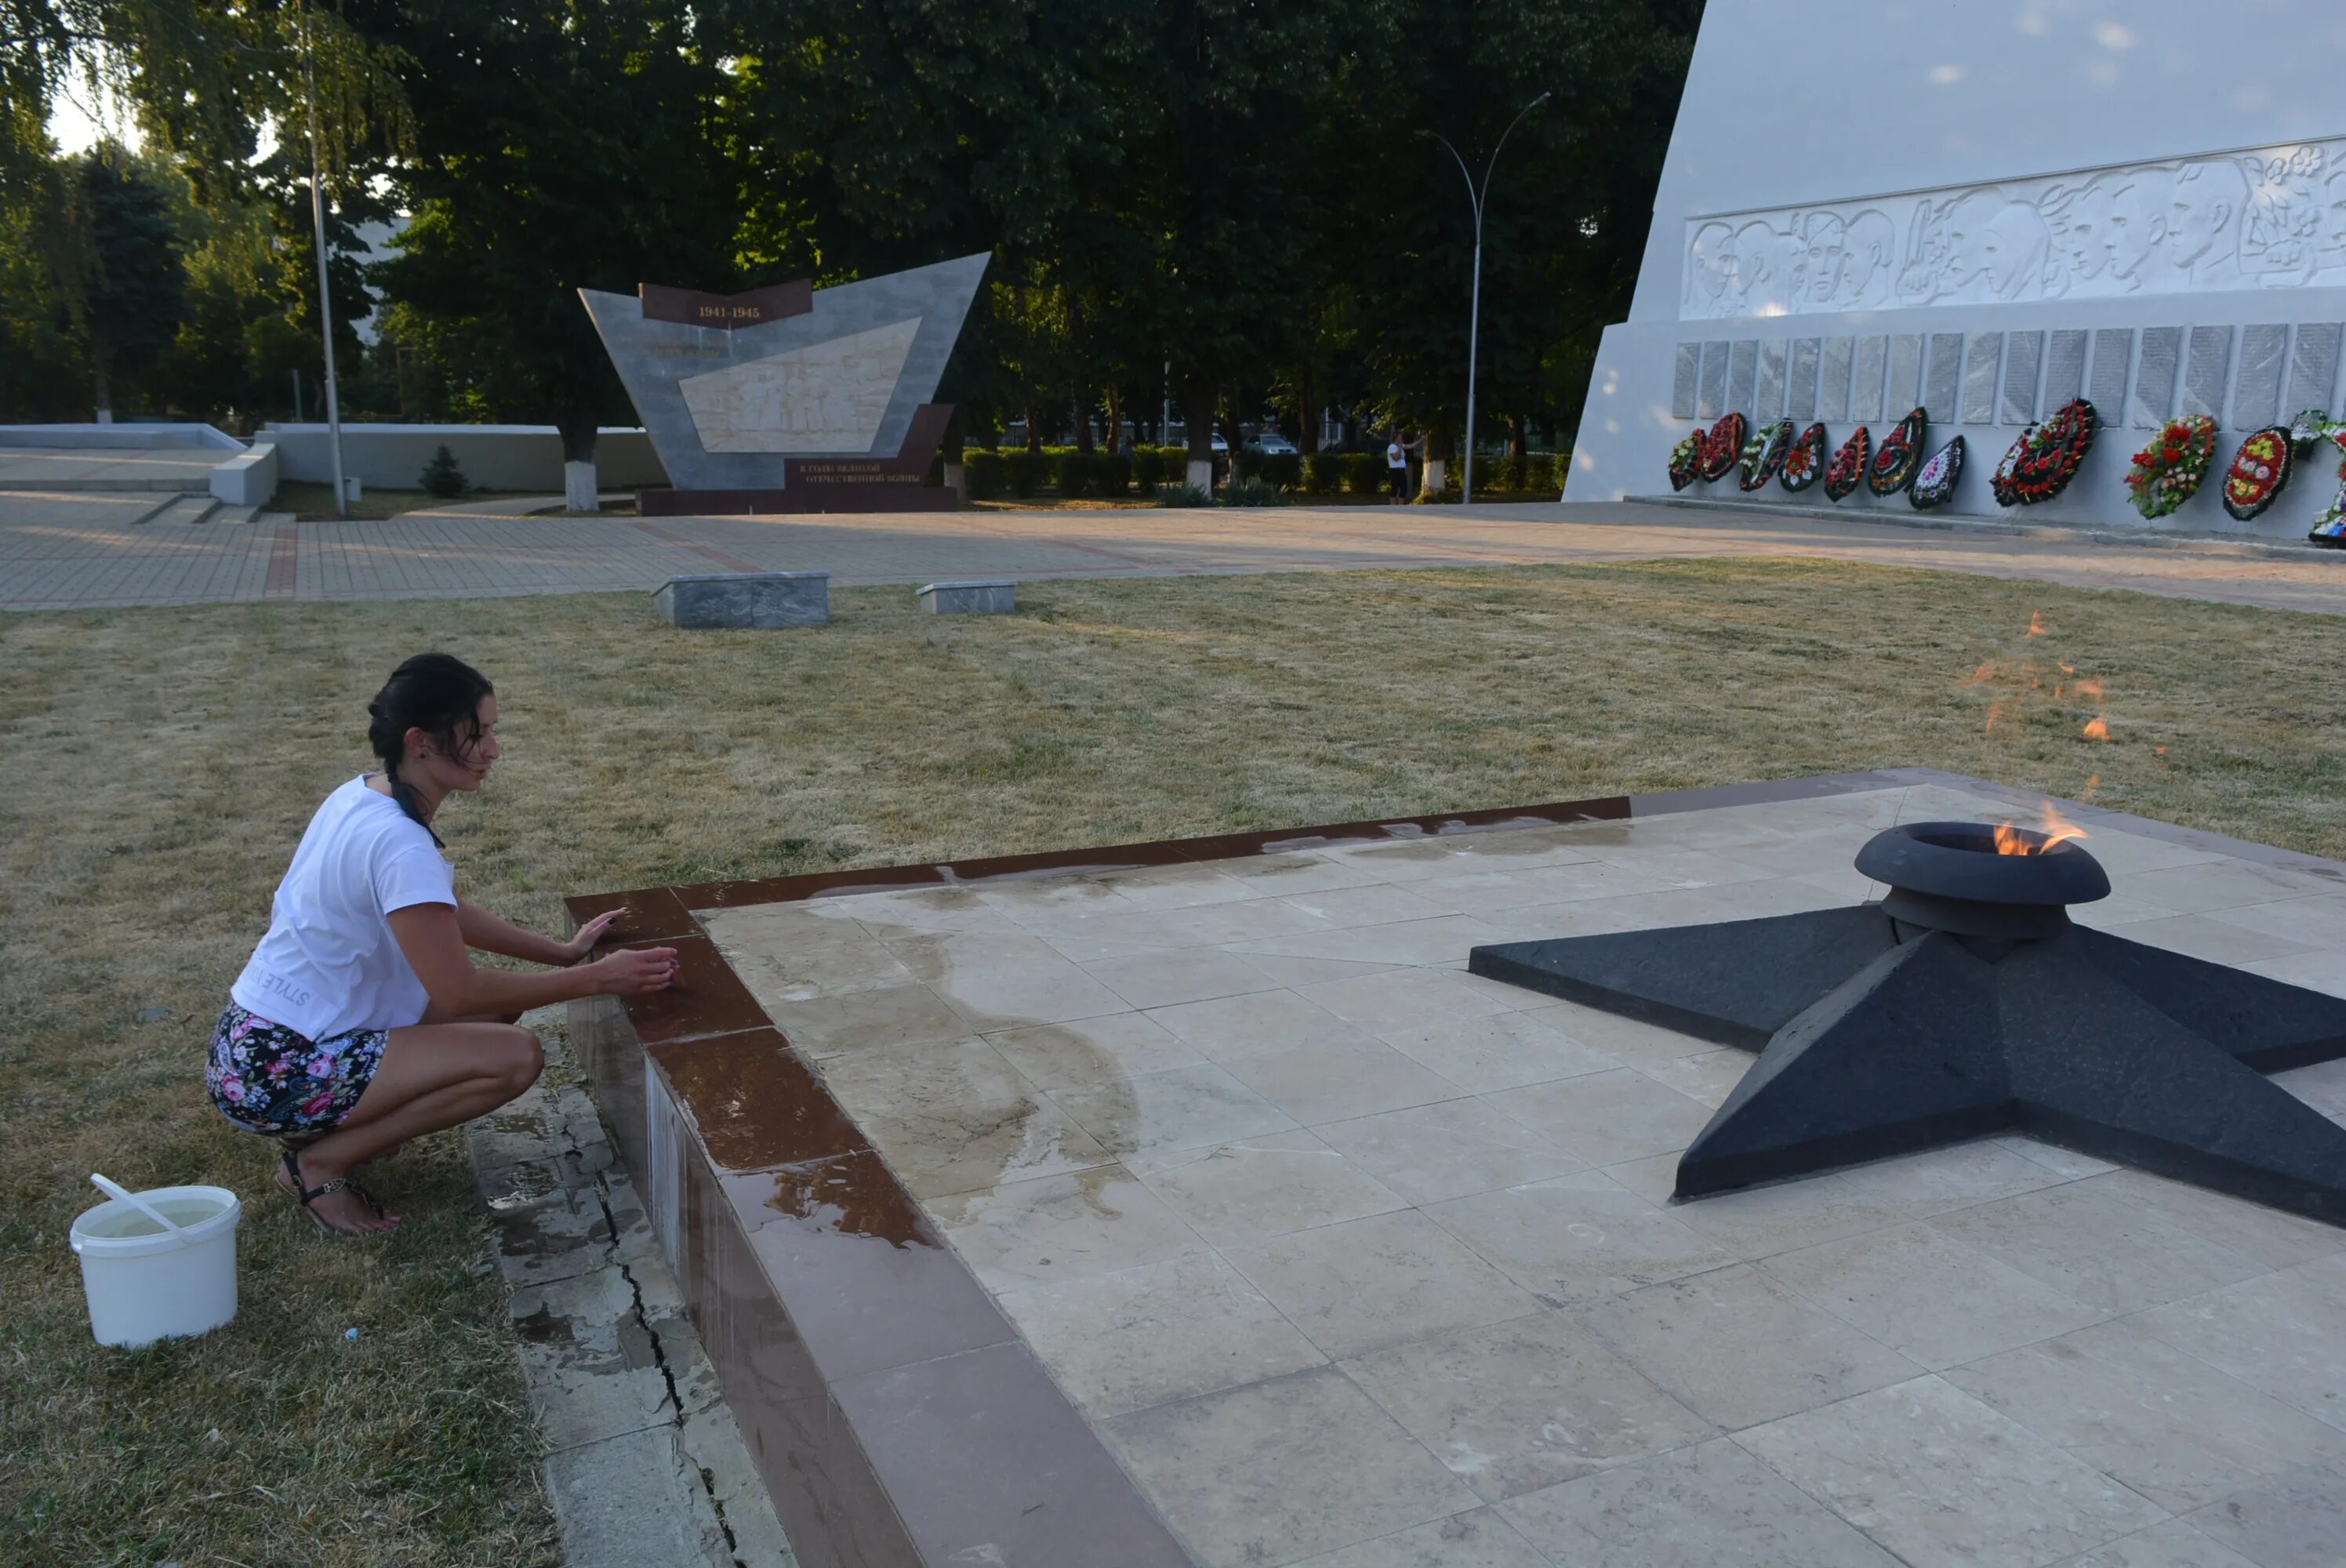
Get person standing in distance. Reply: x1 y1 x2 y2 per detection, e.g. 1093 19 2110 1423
1386 430 1422 503
209 653 678 1236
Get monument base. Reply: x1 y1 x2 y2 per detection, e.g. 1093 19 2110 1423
637 485 957 517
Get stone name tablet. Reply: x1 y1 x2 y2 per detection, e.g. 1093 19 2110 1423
2044 329 2088 409
917 579 1015 615
1961 332 2002 424
2002 330 2043 426
1854 336 1890 421
2232 324 2287 430
2131 326 2181 429
1756 339 1788 419
1788 339 1821 421
1672 343 1701 419
2181 325 2234 422
1698 340 1730 419
1727 339 1757 415
2091 328 2134 418
1887 334 1923 414
654 571 830 630
1923 332 1964 421
2287 323 2341 418
1821 337 1854 421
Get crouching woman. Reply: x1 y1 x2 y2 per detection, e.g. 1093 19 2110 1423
209 653 677 1236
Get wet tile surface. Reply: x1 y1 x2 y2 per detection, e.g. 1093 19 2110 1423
688 782 2346 1567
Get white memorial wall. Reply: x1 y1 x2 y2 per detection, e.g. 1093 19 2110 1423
1566 0 2346 535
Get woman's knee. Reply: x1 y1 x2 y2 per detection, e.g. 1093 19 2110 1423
496 1025 545 1094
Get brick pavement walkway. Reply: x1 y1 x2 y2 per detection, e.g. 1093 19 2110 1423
5 494 2344 615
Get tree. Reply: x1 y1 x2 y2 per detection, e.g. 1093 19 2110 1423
66 147 187 419
356 0 741 508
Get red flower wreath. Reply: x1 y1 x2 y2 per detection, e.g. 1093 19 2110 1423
2220 426 2293 521
1697 412 1746 481
1778 423 1828 494
1868 408 1928 495
1991 398 2098 507
1822 426 1870 501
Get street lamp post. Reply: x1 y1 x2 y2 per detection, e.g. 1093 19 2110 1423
1421 92 1549 508
299 0 349 517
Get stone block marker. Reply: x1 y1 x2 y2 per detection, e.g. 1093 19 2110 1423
917 578 1015 615
653 570 829 629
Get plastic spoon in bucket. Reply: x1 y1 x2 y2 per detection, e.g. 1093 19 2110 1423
90 1172 186 1235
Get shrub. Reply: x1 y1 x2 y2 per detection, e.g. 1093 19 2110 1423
1051 448 1096 497
1487 454 1525 492
1097 452 1132 497
1302 454 1343 494
1339 452 1382 494
1237 450 1302 491
419 444 467 497
1001 448 1043 497
1222 476 1287 508
1153 482 1211 507
1131 447 1165 490
1523 452 1557 492
964 449 1005 499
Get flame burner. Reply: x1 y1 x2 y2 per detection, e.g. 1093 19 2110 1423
1470 822 2346 1225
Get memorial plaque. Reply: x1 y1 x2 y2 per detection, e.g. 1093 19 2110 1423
1698 339 1730 419
1756 338 1788 419
1923 332 1964 421
1727 339 1757 415
2090 328 2134 418
1672 343 1701 419
2130 326 2181 429
2286 323 2341 418
2180 325 2234 422
1887 334 1923 414
1820 336 1855 421
2002 331 2043 426
2043 329 2089 408
1960 332 2003 424
1853 336 1890 421
2232 324 2287 430
1788 338 1821 421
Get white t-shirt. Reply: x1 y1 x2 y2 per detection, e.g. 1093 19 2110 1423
1388 441 1407 468
231 776 457 1040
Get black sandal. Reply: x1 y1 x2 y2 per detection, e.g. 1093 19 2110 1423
278 1149 387 1232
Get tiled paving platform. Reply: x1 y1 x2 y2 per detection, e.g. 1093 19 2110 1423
10 495 2346 614
568 771 2346 1568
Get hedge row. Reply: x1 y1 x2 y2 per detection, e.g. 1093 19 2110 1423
960 446 1563 499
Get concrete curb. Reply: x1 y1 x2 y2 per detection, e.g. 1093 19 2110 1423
470 1008 797 1568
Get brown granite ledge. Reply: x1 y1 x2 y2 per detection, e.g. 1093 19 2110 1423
561 768 2341 1567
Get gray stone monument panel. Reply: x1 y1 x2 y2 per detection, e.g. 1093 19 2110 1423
917 579 1016 615
1923 332 1964 421
1672 343 1701 419
2091 328 2134 419
1887 335 1923 415
1727 339 1758 415
653 571 830 630
1788 339 1820 421
1854 336 1890 421
2232 324 2288 430
2286 323 2342 418
1756 339 1788 420
2043 329 2089 408
2002 331 2043 426
1698 340 1730 419
580 252 988 492
1960 332 2002 425
2181 325 2235 423
1820 336 1854 422
2130 326 2181 429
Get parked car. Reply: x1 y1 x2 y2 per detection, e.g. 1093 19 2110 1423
1246 433 1299 456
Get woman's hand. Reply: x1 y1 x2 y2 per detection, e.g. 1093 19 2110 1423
593 946 681 995
560 909 626 965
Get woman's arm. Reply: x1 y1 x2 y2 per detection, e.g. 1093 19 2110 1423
455 898 619 966
391 903 675 1016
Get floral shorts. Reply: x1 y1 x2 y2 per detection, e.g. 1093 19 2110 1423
208 1003 389 1136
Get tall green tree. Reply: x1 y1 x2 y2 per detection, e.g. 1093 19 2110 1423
356 0 740 505
65 146 186 419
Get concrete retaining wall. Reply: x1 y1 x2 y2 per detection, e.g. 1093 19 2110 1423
263 423 670 492
0 423 246 452
209 443 279 506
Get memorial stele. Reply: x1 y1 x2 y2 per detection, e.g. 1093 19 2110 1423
1566 0 2346 535
580 252 989 514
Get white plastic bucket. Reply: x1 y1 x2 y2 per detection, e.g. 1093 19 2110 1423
68 1185 242 1348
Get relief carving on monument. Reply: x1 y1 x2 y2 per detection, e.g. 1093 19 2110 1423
678 318 921 453
1680 139 2346 320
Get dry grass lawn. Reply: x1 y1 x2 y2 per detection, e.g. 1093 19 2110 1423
4 557 2343 1565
